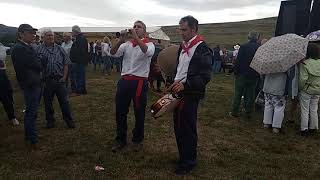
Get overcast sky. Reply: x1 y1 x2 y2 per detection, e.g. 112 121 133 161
0 0 281 28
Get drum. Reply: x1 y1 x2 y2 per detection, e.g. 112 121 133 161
150 93 181 118
157 45 179 80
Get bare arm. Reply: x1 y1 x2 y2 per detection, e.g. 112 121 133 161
110 37 125 55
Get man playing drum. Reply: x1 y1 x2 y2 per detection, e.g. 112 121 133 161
169 16 212 175
110 20 155 153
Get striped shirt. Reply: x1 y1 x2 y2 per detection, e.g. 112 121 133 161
36 43 71 78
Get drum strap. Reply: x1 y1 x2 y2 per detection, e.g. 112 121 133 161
122 75 148 109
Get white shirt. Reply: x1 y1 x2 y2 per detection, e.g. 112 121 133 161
0 44 8 70
233 49 239 58
101 43 111 57
61 40 73 57
174 36 203 83
93 43 96 53
113 41 155 78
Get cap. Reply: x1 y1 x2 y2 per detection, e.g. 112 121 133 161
18 24 38 33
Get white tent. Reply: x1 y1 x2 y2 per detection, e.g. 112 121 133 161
39 26 170 41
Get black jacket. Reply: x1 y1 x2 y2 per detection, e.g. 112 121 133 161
169 42 212 99
70 33 89 64
11 40 42 89
234 40 260 79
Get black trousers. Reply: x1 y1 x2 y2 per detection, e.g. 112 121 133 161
0 70 16 120
43 78 74 127
173 98 200 168
115 78 148 144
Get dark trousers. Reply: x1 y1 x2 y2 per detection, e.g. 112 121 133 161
69 63 77 93
0 70 16 120
232 75 258 116
23 87 41 144
115 78 148 144
73 63 86 94
43 78 74 127
174 98 200 168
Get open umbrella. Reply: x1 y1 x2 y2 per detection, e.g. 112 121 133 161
306 30 320 41
250 34 309 74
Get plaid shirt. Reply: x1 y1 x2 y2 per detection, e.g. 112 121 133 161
36 43 71 78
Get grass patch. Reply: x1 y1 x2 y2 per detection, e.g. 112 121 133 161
1 58 320 179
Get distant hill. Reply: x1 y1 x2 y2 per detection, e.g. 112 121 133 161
162 17 277 49
0 17 277 48
0 24 17 36
0 24 17 46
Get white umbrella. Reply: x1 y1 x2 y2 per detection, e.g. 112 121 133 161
250 34 309 74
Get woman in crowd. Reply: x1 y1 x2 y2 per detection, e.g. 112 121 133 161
101 36 112 75
298 43 320 135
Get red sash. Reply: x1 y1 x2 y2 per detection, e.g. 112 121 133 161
122 75 147 109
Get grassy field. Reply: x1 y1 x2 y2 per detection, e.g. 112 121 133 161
163 17 277 49
1 58 320 179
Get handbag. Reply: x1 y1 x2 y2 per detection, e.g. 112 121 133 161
255 91 265 106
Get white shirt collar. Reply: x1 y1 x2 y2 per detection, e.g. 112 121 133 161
183 35 197 46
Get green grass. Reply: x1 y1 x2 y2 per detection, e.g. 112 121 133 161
1 58 320 179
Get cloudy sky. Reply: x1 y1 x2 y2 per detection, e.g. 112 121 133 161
0 0 281 28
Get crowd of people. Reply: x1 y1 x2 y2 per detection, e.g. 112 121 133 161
1 14 320 176
229 31 320 136
0 16 212 175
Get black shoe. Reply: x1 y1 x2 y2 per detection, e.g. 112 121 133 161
174 165 194 175
300 130 309 136
132 142 143 152
67 121 75 129
308 129 317 135
111 142 126 153
45 124 55 129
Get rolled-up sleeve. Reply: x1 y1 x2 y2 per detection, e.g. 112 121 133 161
145 43 155 57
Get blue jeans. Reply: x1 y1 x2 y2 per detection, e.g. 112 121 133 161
213 61 221 73
102 56 112 74
93 55 102 71
23 87 41 144
73 63 86 94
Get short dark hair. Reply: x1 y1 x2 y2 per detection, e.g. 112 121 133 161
306 43 320 59
179 15 199 32
134 20 146 32
116 32 120 38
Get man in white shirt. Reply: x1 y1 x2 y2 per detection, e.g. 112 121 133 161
0 43 19 126
169 16 212 175
110 20 155 152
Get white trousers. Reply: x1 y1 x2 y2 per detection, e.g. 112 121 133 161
263 93 286 128
299 91 319 131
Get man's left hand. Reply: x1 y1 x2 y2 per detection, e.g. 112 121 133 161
59 77 67 83
130 28 138 40
171 82 184 94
